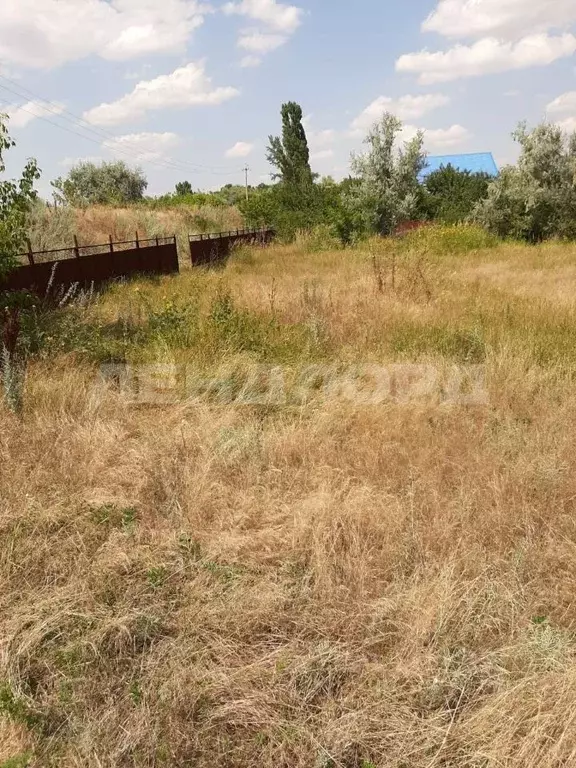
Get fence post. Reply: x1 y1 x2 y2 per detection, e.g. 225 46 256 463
156 236 159 247
109 234 114 253
135 231 140 249
73 235 80 259
26 238 34 266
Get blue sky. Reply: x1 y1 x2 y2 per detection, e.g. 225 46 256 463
1 0 576 199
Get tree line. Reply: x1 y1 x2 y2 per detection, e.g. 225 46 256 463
2 97 576 281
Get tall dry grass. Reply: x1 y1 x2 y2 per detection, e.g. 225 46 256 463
3 228 576 766
26 202 244 260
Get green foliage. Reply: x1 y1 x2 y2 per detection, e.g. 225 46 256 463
267 102 313 187
423 165 491 223
147 191 227 209
146 566 167 589
129 680 144 706
175 180 193 196
347 113 427 236
52 161 147 207
240 176 361 243
474 121 576 241
295 224 343 253
91 503 138 531
400 223 499 255
0 114 41 277
29 286 328 368
0 682 40 730
0 754 32 768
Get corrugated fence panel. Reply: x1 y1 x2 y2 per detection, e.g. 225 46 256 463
190 229 275 267
0 242 179 296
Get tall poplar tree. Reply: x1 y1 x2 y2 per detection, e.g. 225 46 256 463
267 102 313 189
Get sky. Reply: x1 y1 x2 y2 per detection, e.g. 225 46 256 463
0 0 575 199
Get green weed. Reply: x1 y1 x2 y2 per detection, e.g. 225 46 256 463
0 754 33 768
146 566 167 589
0 683 40 730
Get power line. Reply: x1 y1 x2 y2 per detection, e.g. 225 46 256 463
0 75 243 177
0 99 202 178
0 74 236 173
0 95 241 179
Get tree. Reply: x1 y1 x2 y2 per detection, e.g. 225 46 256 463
0 114 40 412
473 121 576 241
52 161 147 206
0 114 41 278
267 102 313 188
175 181 193 196
347 113 427 235
423 165 491 224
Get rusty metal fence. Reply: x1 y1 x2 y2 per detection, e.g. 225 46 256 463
0 235 179 297
190 227 275 267
0 227 276 297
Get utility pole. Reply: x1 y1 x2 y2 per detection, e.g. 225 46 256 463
243 165 250 202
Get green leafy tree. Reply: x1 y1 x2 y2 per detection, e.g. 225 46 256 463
267 102 314 188
0 114 41 278
175 181 193 196
347 113 427 235
423 165 491 223
52 161 147 206
474 121 576 241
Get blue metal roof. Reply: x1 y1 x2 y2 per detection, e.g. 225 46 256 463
419 152 499 181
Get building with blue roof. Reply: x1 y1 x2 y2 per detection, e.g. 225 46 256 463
419 152 499 181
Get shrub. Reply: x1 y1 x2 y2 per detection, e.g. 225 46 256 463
423 165 491 224
473 121 576 242
346 112 427 236
52 161 147 207
0 115 40 277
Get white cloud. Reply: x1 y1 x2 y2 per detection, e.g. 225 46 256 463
309 128 336 148
240 55 262 67
351 94 450 134
4 100 65 128
424 124 472 149
84 62 239 126
225 141 254 158
223 0 303 34
302 116 337 152
60 156 103 167
103 132 181 162
0 0 208 69
224 0 303 63
423 0 576 40
238 30 288 53
310 149 334 161
547 93 576 133
396 34 576 84
557 117 576 133
547 91 576 115
353 120 470 152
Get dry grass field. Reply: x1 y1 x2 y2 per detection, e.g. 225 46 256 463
3 227 576 767
26 202 244 259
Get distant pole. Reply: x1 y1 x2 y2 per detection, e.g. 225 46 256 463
243 165 250 202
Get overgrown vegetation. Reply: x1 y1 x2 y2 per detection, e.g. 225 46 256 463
4 232 576 766
32 103 576 248
0 114 40 277
52 161 147 207
473 121 576 241
0 114 40 413
423 164 491 224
